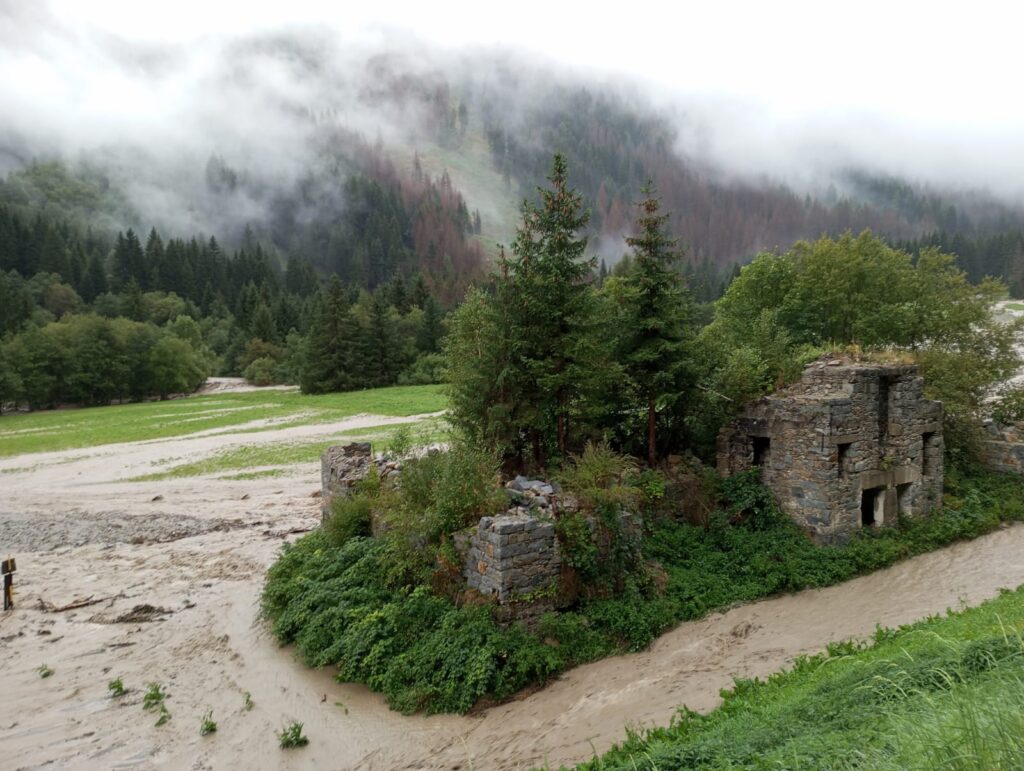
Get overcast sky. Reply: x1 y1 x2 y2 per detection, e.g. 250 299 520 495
5 0 1024 194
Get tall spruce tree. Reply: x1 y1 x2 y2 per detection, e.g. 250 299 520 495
80 251 108 302
447 154 597 469
300 277 355 394
510 153 594 463
363 290 399 387
618 182 690 465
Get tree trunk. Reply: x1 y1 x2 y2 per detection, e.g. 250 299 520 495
647 394 657 467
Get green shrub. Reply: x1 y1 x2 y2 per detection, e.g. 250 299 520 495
199 710 217 736
243 356 280 386
561 440 638 499
398 352 446 385
374 441 504 586
277 721 308 749
992 383 1024 424
324 494 372 547
142 682 166 710
386 424 413 456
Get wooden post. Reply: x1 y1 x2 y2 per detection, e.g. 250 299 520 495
2 557 15 611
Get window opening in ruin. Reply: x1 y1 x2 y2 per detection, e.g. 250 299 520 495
922 432 935 476
752 436 770 467
837 442 852 478
878 376 891 439
897 483 912 516
897 481 913 518
861 487 880 527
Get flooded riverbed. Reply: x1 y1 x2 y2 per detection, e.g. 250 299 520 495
2 422 1024 770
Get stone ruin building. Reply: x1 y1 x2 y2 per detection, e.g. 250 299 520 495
717 357 944 544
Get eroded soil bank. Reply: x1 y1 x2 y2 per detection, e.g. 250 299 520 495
2 422 1024 770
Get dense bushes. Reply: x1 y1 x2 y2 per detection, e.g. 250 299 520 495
262 533 563 713
263 463 1024 714
0 312 210 409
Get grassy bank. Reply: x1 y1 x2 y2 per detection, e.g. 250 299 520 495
572 584 1024 770
0 384 445 457
262 464 1024 715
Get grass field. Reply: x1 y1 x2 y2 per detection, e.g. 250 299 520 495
574 584 1024 770
0 385 446 457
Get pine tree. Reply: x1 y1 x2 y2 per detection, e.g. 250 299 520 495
618 182 691 465
363 291 398 387
249 301 278 343
144 228 164 289
507 153 595 463
416 296 444 354
112 230 145 292
300 277 355 394
80 250 108 302
411 273 430 309
39 226 69 278
388 272 410 314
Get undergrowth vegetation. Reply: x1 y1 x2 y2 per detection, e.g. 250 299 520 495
263 458 1024 715
572 584 1024 770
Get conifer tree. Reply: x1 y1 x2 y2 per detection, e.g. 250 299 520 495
416 296 444 354
363 290 399 387
300 277 355 394
39 226 69 278
618 182 691 465
508 153 594 462
80 251 108 302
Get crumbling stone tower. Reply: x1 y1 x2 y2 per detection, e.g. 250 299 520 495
717 357 943 544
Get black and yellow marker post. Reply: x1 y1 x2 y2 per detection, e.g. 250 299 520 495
2 557 14 610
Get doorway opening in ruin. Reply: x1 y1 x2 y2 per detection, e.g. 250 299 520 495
752 436 770 467
897 483 912 516
861 487 882 527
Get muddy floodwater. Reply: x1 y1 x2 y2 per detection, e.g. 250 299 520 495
2 414 1024 770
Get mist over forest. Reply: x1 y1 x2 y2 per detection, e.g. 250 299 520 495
6 6 1024 290
5 2 1024 408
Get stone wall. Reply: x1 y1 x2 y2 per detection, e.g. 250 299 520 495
458 513 560 602
980 420 1024 474
718 357 943 544
319 442 373 520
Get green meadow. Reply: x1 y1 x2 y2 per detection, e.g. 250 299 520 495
0 384 446 457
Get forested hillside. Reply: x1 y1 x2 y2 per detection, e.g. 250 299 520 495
5 40 1024 411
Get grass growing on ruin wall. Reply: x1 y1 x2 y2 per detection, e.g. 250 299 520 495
571 584 1024 770
262 463 1024 715
0 384 445 457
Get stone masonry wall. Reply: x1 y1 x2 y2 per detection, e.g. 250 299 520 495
460 514 560 602
718 357 943 544
320 442 373 520
980 420 1024 474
